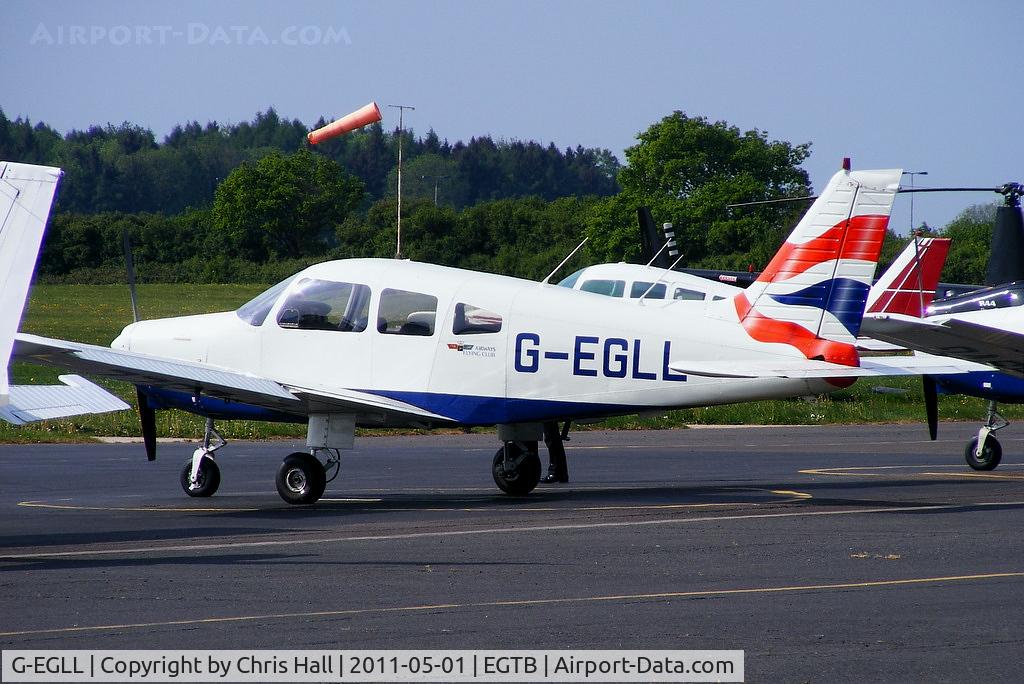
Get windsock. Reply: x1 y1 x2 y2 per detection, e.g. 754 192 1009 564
307 102 382 144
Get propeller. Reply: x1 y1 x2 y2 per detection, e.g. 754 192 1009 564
122 229 157 461
923 375 938 441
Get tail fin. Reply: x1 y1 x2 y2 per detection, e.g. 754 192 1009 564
733 166 902 366
0 162 63 406
866 237 951 317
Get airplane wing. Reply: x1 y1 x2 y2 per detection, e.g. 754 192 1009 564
669 353 988 379
12 333 453 425
862 313 1024 378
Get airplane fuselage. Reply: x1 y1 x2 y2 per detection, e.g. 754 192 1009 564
113 258 835 427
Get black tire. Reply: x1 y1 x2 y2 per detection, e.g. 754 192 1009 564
276 452 327 505
492 443 542 496
965 435 1002 471
180 457 220 497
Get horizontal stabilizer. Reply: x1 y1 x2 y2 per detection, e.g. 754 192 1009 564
0 375 130 425
670 353 987 379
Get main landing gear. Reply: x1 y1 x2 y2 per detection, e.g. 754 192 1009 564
276 448 341 504
965 400 1006 471
492 441 542 495
491 423 548 496
178 414 351 505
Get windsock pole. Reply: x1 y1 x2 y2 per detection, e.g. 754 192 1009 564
388 103 415 259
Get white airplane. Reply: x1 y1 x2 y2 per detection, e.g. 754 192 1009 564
1 160 975 504
559 237 953 351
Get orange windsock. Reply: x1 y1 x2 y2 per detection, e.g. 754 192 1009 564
307 102 382 144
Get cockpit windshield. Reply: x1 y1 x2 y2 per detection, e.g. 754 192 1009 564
557 268 585 288
236 275 297 326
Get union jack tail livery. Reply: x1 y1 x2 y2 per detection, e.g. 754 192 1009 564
733 167 903 366
865 237 951 317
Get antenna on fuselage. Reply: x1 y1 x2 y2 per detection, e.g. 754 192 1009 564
542 236 589 284
645 240 671 267
638 251 688 304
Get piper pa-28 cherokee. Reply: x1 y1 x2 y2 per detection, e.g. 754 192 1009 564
0 160 980 504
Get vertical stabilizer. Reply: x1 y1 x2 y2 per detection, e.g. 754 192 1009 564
733 167 902 365
866 237 951 317
0 162 63 406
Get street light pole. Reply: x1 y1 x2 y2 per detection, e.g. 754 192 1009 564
421 174 450 205
388 104 415 258
902 170 929 233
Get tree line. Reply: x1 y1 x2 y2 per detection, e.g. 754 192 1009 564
1 106 997 285
0 107 620 215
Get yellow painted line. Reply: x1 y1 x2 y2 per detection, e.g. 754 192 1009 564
770 489 814 500
802 465 1024 479
920 472 1024 480
1 571 1019 639
5 499 1024 561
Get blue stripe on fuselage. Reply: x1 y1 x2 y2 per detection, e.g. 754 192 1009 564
358 390 649 426
932 371 1024 405
140 386 305 423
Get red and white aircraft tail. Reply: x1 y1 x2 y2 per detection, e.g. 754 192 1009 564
732 166 903 366
865 237 951 317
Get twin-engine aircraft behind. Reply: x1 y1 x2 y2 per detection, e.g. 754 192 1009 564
1 160 972 504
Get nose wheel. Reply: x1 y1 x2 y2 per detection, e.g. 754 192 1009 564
180 455 220 497
966 401 1007 471
180 418 225 497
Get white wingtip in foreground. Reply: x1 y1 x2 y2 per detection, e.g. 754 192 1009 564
0 161 130 419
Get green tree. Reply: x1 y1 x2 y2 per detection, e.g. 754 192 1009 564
585 112 810 268
212 150 364 261
941 203 996 285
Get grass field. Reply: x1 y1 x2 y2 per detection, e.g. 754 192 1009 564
2 283 1014 443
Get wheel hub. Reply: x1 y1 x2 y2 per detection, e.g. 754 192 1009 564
285 468 307 493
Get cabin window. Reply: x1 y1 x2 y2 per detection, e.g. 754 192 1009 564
453 303 502 334
276 279 371 332
673 287 705 301
712 295 726 301
580 279 625 297
236 276 297 326
378 288 438 336
630 281 667 299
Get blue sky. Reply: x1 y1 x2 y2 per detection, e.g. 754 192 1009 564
2 0 1021 233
